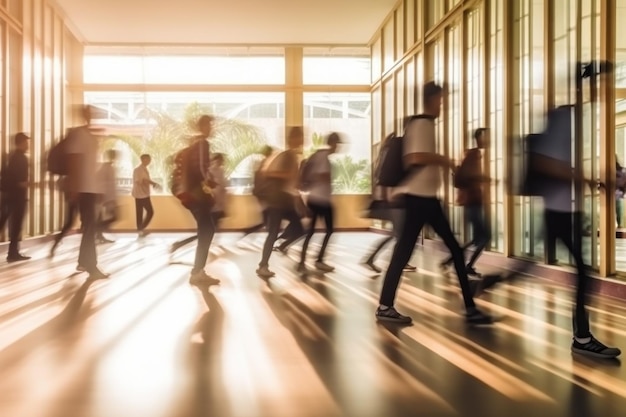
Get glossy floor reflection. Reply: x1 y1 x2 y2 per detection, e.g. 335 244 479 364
0 232 625 417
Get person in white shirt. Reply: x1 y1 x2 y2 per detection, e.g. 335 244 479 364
376 82 492 325
298 132 341 274
132 154 158 237
66 105 109 279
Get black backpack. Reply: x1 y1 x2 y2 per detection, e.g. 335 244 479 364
47 129 74 175
298 150 321 191
375 115 426 187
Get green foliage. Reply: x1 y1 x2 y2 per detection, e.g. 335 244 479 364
331 155 371 194
102 102 269 184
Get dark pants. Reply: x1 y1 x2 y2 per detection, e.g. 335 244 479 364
544 210 590 338
77 193 98 272
0 195 27 256
442 204 491 268
379 195 475 310
188 204 216 274
300 202 334 264
135 197 154 231
259 206 303 267
171 211 223 253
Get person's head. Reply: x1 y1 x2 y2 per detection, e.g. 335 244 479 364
197 115 215 138
212 153 225 167
105 149 118 163
286 126 304 150
261 145 274 157
423 81 444 118
326 132 343 154
140 154 151 166
474 128 489 149
82 104 94 125
14 132 30 152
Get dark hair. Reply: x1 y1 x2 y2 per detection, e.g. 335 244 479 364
474 128 488 141
212 152 225 162
140 154 150 160
14 132 29 145
423 81 443 106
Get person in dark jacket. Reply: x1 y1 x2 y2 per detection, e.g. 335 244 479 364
0 133 31 262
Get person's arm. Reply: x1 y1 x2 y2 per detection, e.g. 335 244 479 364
532 153 595 187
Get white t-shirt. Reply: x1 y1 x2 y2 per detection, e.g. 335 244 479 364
534 107 574 212
400 116 441 197
307 149 332 205
132 165 151 199
66 126 101 194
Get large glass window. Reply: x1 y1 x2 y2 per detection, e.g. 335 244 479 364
84 92 285 196
303 92 371 194
84 48 285 85
303 47 370 85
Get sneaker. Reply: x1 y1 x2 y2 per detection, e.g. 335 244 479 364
375 306 413 324
189 271 220 286
571 336 621 359
315 261 335 272
469 275 501 297
256 265 275 278
273 246 288 255
7 254 31 263
403 264 417 272
465 309 493 325
363 260 382 273
297 263 308 274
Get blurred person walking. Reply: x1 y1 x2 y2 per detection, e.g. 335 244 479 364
132 154 158 238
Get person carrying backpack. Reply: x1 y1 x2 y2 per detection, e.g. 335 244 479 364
240 145 275 238
440 128 491 276
375 82 493 325
297 132 342 274
171 114 221 286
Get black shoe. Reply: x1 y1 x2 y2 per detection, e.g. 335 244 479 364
375 306 413 324
469 275 501 297
403 263 417 272
273 246 288 255
466 266 480 276
465 309 493 325
571 335 621 359
7 254 31 263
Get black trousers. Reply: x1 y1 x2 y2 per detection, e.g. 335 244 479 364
544 210 591 338
442 204 491 268
171 211 223 254
365 208 404 263
300 201 334 264
77 193 98 272
135 197 154 231
379 195 475 310
188 204 216 274
259 206 303 267
55 196 79 244
0 195 27 256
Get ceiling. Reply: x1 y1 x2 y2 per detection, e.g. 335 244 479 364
53 0 398 46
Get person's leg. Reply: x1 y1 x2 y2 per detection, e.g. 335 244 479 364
7 199 27 258
190 205 216 276
545 211 558 264
377 196 425 323
299 203 319 267
466 204 491 271
278 207 305 250
142 197 154 230
365 235 394 268
135 198 144 232
0 196 9 231
316 204 334 263
617 198 623 228
258 208 282 275
77 193 101 275
427 200 479 313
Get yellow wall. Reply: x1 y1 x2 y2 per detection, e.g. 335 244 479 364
110 194 372 231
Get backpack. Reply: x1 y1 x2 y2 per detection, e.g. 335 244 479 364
169 146 193 205
453 149 477 189
47 129 74 175
298 150 321 191
376 115 428 187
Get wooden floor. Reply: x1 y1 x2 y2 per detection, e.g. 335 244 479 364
1 232 626 417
